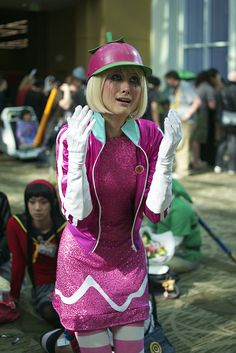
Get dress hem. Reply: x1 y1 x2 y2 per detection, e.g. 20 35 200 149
56 306 149 332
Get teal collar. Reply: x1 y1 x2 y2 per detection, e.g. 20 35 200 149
92 112 140 146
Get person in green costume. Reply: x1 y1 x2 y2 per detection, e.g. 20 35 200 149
145 179 202 273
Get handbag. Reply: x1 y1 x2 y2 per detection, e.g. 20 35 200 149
0 294 19 324
144 286 176 353
0 276 19 324
148 269 180 300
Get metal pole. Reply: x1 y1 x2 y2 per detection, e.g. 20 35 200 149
199 217 236 264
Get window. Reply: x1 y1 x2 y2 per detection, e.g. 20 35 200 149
183 0 228 78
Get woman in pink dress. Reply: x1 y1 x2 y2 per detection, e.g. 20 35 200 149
52 33 182 353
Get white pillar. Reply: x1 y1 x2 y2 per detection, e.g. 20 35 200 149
151 0 170 79
228 0 236 73
151 0 184 79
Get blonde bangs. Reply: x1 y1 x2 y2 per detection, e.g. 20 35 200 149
86 76 111 114
86 66 148 119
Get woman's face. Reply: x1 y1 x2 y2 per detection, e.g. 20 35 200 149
102 67 142 119
27 196 51 222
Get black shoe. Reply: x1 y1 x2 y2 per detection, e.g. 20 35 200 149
40 328 64 353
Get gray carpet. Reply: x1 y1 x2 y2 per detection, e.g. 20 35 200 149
0 154 236 353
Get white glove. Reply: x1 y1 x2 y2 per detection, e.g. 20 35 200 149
64 105 96 225
67 105 95 167
158 109 182 164
146 109 182 215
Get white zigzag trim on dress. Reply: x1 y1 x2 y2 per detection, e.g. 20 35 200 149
55 274 148 312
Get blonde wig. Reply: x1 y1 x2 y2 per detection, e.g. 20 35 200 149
86 67 148 120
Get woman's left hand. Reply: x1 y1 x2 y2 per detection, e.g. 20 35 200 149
158 109 182 160
146 110 182 214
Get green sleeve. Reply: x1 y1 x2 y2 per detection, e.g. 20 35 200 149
147 197 193 237
166 198 193 237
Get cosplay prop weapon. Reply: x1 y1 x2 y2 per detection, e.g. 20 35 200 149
33 86 58 147
198 217 236 264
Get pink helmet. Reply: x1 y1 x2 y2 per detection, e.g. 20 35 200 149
86 32 152 80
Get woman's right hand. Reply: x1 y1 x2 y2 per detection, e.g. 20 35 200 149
66 105 96 166
63 106 95 222
59 83 70 93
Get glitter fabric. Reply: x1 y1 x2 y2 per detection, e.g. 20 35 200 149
96 136 137 244
53 136 149 331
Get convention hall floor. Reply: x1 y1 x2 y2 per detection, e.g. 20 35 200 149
0 153 235 353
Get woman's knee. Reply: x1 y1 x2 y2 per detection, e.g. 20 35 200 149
112 322 144 353
75 329 112 353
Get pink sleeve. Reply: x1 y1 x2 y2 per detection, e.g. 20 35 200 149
7 217 26 300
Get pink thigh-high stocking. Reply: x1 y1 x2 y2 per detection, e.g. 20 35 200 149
112 321 145 353
75 329 112 353
75 321 144 353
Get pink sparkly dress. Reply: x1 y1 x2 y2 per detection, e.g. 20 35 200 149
53 136 149 331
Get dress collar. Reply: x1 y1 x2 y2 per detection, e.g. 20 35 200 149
92 112 140 146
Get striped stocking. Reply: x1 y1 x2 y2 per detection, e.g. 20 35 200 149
112 321 144 353
75 329 112 353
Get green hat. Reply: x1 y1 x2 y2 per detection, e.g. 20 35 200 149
178 69 196 80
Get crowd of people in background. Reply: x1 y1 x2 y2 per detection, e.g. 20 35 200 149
0 65 236 177
143 67 236 177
